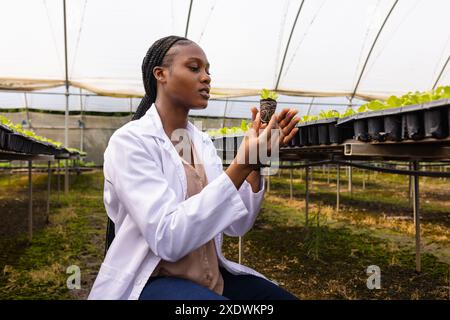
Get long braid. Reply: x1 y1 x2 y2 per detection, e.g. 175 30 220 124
132 36 192 120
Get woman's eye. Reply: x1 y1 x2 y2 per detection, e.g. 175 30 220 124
189 66 199 72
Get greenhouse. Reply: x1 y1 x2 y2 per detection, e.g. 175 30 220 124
0 0 449 304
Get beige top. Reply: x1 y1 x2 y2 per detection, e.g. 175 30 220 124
151 137 224 295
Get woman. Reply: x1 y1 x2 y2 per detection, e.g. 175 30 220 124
88 35 300 300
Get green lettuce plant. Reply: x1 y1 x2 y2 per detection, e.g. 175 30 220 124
319 110 340 119
260 88 279 101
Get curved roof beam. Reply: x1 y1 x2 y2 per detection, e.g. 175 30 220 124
432 55 449 90
275 0 306 91
185 0 194 38
350 0 399 101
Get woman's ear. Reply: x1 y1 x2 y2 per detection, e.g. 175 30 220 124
153 66 167 83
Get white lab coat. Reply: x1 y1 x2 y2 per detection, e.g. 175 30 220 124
88 104 267 300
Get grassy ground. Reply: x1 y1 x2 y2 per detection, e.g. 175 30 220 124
0 168 448 299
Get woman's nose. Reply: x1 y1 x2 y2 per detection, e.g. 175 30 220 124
201 72 211 84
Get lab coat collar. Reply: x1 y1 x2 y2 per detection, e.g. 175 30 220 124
143 104 209 145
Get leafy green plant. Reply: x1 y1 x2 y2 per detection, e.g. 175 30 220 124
301 115 318 122
339 108 356 118
318 110 339 119
260 88 279 101
358 86 450 112
206 119 252 138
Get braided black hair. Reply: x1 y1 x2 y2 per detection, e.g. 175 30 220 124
132 35 193 120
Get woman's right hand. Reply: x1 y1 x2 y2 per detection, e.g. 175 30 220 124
225 112 279 190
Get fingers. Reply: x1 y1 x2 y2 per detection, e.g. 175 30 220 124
260 114 277 142
282 115 300 137
277 108 290 123
250 106 258 122
283 127 299 146
279 108 299 128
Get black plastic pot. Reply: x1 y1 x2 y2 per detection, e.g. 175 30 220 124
367 117 384 141
402 112 424 140
289 128 300 147
0 130 8 150
383 115 402 141
308 125 319 145
424 108 448 139
0 124 12 150
328 123 339 144
317 124 330 145
353 120 369 141
225 135 235 155
298 126 309 146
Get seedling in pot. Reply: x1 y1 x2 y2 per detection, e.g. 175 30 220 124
259 89 279 123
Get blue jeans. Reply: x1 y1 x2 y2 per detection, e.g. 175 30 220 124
139 267 298 300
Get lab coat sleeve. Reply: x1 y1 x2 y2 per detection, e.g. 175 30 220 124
105 130 250 262
207 148 265 237
223 177 265 237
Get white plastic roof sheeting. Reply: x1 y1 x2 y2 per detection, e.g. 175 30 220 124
1 0 449 101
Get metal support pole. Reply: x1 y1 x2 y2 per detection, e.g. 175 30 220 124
28 160 33 242
57 159 61 201
413 161 421 272
267 168 271 193
327 165 330 185
409 162 413 206
63 0 70 196
305 165 309 226
65 160 69 195
362 169 366 190
46 161 51 224
290 167 293 200
336 164 340 213
278 162 282 178
348 164 353 195
80 88 84 153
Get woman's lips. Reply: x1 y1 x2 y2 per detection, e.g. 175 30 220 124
199 91 210 99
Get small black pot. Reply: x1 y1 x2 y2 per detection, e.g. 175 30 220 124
367 117 384 141
402 112 424 140
383 115 402 141
424 108 448 139
353 120 369 141
289 129 300 147
328 123 341 144
308 125 319 145
225 136 234 154
317 124 330 145
298 126 309 146
0 130 7 149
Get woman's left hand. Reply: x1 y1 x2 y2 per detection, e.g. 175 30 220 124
250 107 300 147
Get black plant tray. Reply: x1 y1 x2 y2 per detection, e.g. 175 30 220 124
294 118 353 146
31 140 58 155
0 123 13 150
5 133 35 154
212 134 244 160
337 99 450 142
